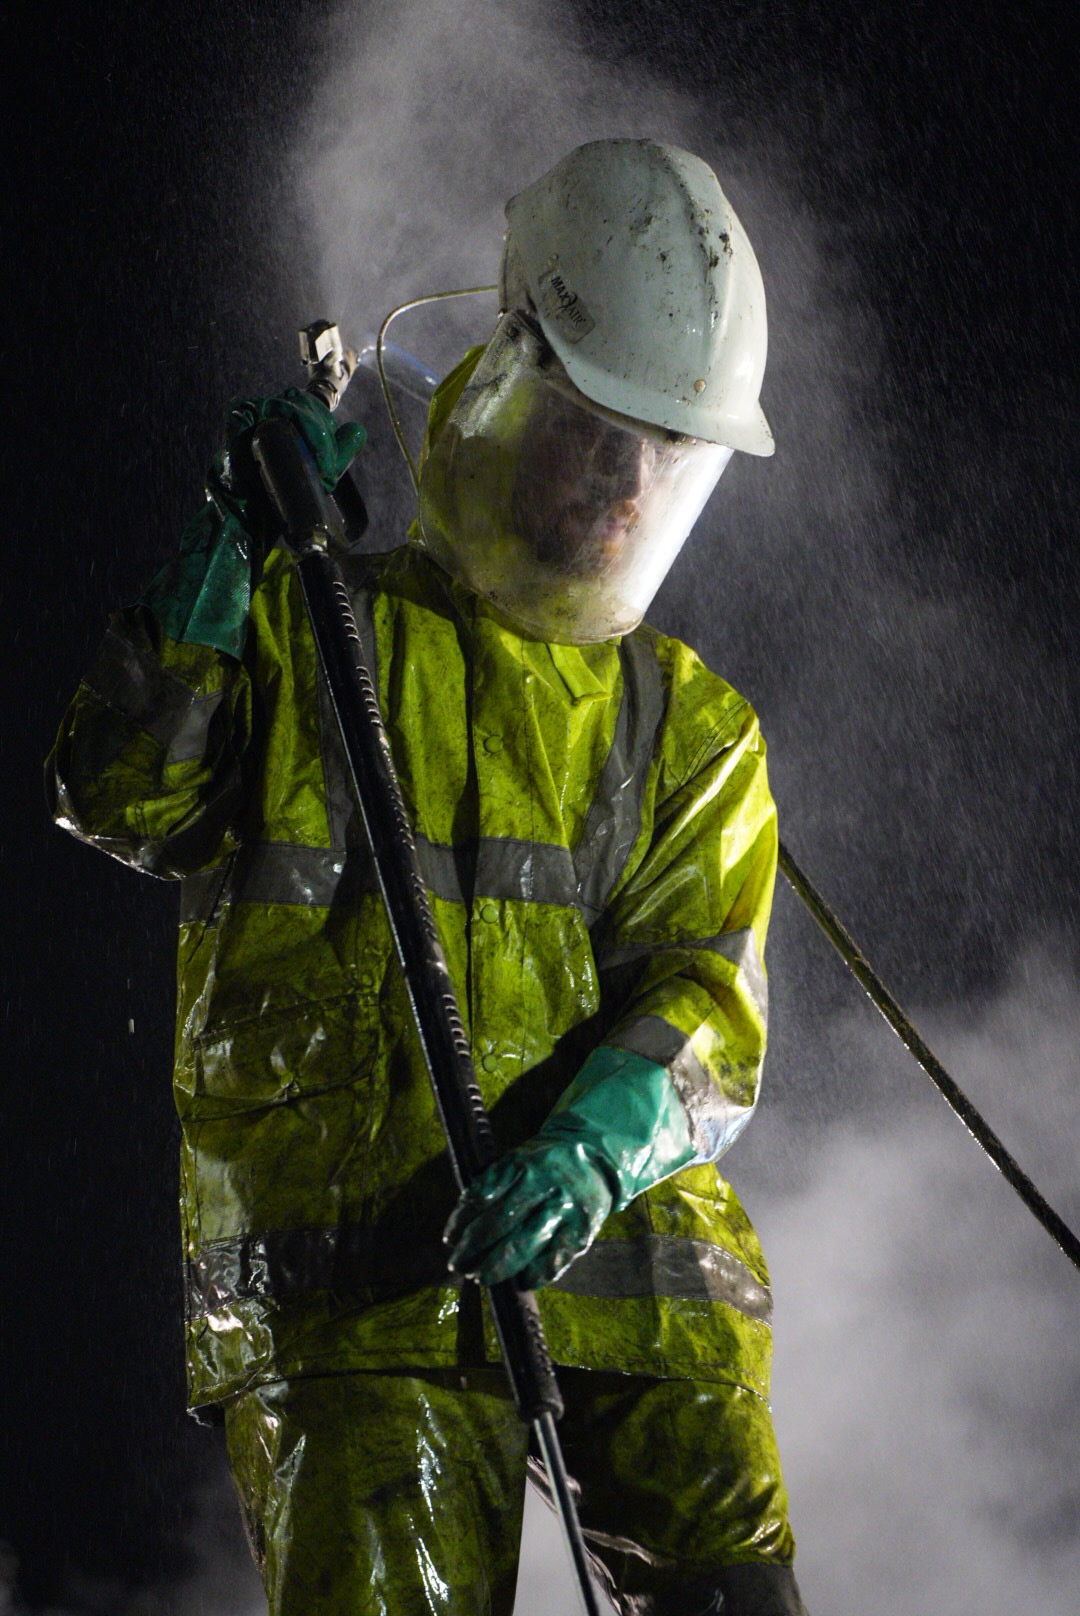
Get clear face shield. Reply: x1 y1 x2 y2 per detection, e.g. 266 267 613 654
416 311 732 643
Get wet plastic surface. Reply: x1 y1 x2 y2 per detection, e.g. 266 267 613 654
225 1367 801 1616
49 536 777 1410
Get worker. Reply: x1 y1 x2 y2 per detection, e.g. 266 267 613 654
49 139 808 1615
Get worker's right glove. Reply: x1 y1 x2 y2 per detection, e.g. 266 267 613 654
141 390 365 659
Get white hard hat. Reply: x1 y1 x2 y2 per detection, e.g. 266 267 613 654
503 138 774 455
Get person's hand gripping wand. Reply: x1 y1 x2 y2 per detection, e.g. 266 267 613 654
251 322 606 1616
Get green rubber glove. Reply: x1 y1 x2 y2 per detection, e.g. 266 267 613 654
444 1046 697 1290
141 390 365 658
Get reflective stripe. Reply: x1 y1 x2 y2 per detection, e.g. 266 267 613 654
164 692 225 764
672 1061 757 1166
412 833 468 905
712 927 769 1025
574 633 666 922
180 843 376 919
85 627 224 763
181 835 582 915
234 842 376 907
415 834 582 910
186 1225 454 1318
185 1227 770 1325
606 1013 757 1165
551 1234 772 1324
607 1012 694 1069
476 837 579 907
598 926 769 1026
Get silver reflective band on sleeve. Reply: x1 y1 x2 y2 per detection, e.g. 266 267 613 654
163 692 226 764
606 1012 691 1069
597 925 768 1026
606 1012 758 1164
551 1234 773 1325
711 926 769 1025
84 628 225 763
574 632 666 922
671 1062 757 1164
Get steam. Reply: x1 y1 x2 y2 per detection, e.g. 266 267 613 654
758 942 1080 1613
287 0 697 370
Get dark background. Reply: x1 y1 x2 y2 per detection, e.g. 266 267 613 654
4 1 1078 1610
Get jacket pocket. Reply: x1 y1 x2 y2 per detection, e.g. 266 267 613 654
186 992 379 1116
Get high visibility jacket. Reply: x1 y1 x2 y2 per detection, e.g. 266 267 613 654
49 541 778 1412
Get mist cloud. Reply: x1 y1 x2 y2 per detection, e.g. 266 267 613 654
287 0 695 368
752 941 1080 1615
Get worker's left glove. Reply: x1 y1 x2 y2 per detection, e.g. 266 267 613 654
206 388 365 543
444 1046 698 1290
141 390 365 659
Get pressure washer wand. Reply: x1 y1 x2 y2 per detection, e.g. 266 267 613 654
252 322 604 1616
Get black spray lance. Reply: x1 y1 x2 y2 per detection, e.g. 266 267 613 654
252 321 606 1616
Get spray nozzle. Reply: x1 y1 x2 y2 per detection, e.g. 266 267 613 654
300 320 358 413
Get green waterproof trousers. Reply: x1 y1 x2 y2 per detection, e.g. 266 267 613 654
224 1367 806 1615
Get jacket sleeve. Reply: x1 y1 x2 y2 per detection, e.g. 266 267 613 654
594 684 777 1167
46 602 252 879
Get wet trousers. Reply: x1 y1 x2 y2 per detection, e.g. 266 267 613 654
223 1367 807 1616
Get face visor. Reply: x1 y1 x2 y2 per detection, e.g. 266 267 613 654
416 311 732 643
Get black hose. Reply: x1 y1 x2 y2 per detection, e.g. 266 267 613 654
779 841 1080 1275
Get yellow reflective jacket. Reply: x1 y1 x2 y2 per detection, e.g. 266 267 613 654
50 416 778 1416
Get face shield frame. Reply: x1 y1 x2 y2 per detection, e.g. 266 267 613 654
416 310 732 644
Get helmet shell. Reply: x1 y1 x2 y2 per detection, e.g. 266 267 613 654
504 138 774 454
